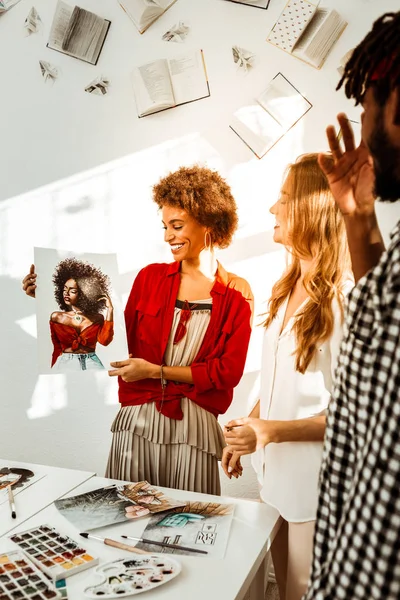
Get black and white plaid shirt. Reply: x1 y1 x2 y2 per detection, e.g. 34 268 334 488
304 219 400 599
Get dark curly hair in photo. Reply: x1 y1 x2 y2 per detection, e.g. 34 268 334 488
53 258 111 315
338 12 400 112
152 165 238 249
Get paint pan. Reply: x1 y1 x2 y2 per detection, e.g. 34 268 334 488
84 555 181 598
9 525 98 581
0 549 61 599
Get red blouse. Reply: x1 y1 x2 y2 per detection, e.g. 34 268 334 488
50 319 114 367
119 261 253 420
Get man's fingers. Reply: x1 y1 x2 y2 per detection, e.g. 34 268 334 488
326 125 343 161
337 113 356 153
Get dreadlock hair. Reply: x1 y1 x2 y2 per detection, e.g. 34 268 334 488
52 258 111 315
338 12 400 119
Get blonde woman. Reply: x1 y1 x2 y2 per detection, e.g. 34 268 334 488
223 154 352 600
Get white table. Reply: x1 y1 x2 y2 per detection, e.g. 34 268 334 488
0 458 95 538
0 474 279 600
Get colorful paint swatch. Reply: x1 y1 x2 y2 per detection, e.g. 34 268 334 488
9 525 98 581
0 550 61 599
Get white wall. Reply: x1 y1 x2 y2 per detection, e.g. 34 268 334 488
0 0 399 499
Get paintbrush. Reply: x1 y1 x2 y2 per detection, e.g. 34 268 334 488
79 532 149 555
121 535 208 555
8 485 16 519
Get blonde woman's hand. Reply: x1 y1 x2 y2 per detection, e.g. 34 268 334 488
221 446 243 479
22 264 37 298
224 417 273 454
125 505 150 519
108 357 158 382
319 113 376 218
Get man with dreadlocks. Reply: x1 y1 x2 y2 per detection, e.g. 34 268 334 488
303 11 400 600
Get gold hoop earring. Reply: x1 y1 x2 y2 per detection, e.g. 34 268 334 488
204 231 212 251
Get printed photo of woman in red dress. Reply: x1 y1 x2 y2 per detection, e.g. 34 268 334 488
50 258 114 371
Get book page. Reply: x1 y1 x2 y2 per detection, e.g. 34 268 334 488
168 50 209 107
258 74 311 130
230 105 284 159
227 0 270 7
60 6 108 64
293 8 328 53
267 0 318 52
47 0 74 51
132 59 175 116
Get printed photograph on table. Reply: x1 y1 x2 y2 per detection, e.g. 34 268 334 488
54 482 185 531
84 555 181 598
0 549 61 599
34 247 128 375
9 524 98 581
135 501 235 558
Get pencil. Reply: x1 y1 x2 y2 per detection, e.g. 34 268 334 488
121 535 208 555
8 485 16 519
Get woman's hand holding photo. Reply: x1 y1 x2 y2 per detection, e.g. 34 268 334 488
224 417 274 454
108 357 158 382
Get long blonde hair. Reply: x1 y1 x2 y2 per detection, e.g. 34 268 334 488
263 153 351 373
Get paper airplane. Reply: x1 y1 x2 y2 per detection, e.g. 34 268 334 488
162 21 190 43
24 6 42 34
84 76 110 95
232 46 255 72
39 60 59 83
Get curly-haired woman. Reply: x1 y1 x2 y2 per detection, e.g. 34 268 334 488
223 154 353 600
49 258 114 371
23 165 253 495
106 165 253 495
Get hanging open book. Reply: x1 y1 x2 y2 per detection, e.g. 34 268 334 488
119 0 177 34
267 0 347 69
230 73 312 159
132 49 210 117
224 0 270 8
47 1 111 66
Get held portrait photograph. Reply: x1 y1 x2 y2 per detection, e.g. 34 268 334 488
34 247 128 375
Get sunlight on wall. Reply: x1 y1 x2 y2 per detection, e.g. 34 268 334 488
1 128 305 425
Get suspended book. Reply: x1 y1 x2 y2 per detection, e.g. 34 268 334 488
0 0 22 13
230 72 312 159
47 0 111 66
267 0 347 69
119 0 177 34
224 0 270 8
132 49 210 117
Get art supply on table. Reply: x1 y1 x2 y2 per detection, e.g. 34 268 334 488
80 533 148 555
54 481 184 531
8 485 16 519
121 535 208 555
9 525 98 581
84 555 181 598
0 549 61 599
134 501 235 558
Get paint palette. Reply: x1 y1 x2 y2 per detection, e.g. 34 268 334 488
84 556 181 598
0 549 61 599
9 525 98 581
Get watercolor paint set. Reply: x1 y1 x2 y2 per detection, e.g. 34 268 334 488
0 549 61 599
84 555 181 598
9 525 98 581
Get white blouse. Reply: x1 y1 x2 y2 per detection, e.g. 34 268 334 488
251 290 350 522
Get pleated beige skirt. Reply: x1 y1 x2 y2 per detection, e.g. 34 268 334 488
106 299 226 495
